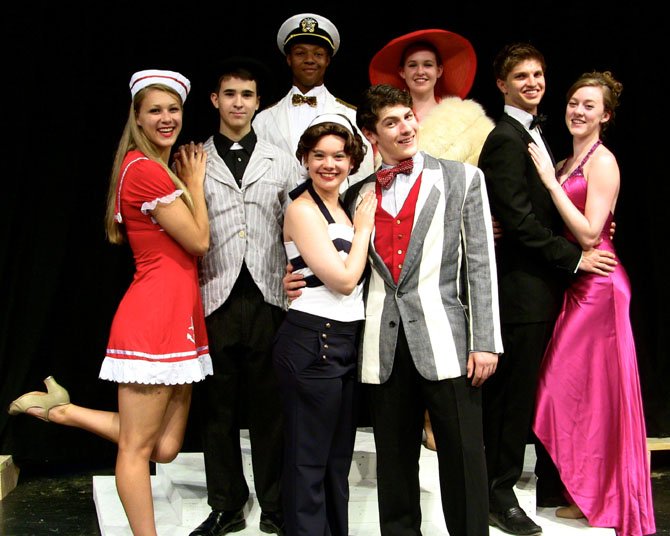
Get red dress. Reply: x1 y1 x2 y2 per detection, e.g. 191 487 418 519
99 150 213 385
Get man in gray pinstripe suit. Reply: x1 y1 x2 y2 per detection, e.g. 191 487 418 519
348 84 503 536
189 57 300 536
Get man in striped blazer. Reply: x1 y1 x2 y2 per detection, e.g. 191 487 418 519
346 84 504 536
190 57 301 536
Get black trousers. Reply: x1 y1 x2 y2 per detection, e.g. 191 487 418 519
482 320 561 512
368 323 489 536
272 310 361 536
196 266 285 512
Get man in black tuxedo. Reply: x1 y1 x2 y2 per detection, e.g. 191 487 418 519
478 42 617 536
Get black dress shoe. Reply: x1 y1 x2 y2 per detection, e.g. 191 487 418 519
189 509 246 536
259 510 285 535
488 506 542 535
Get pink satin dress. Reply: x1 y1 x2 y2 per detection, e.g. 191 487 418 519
533 140 655 536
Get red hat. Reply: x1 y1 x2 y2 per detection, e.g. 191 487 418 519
369 29 476 99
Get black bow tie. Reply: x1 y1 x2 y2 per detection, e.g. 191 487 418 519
530 113 547 130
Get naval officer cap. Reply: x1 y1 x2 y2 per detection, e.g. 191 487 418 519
277 13 340 56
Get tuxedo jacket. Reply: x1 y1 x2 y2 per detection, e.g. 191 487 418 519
198 135 300 315
252 86 374 188
344 152 503 385
478 113 581 324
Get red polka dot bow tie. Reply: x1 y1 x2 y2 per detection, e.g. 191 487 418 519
291 94 317 107
376 158 414 189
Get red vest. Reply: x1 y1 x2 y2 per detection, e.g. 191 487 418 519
374 173 422 283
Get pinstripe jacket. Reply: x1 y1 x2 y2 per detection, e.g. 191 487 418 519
198 135 301 316
344 153 503 384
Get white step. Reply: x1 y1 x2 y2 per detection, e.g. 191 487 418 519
93 428 614 535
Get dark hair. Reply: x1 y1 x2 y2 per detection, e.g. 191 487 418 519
356 84 413 134
296 120 367 175
492 42 546 81
211 57 268 96
400 40 442 67
567 70 623 132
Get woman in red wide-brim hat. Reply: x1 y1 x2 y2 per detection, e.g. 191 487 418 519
369 28 494 166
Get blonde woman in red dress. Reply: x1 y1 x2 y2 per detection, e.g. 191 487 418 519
8 69 213 536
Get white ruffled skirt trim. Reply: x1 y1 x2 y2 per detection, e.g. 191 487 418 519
98 353 213 385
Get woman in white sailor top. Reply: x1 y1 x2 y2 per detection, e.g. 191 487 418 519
272 113 376 536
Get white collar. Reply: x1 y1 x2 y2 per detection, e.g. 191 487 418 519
291 85 326 98
504 104 537 130
380 151 424 173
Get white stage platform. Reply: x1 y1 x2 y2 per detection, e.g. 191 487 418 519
92 428 614 535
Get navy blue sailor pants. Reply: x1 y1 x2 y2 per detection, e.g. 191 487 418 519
272 309 362 536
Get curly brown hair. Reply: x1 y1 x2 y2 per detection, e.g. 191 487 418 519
356 84 413 134
296 120 367 175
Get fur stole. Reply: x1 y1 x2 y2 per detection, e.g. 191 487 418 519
418 96 495 166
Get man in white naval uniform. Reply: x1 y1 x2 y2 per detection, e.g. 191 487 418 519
252 12 374 191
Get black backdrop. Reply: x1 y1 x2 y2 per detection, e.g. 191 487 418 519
1 3 666 467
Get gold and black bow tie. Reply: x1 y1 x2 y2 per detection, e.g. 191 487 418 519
292 94 317 107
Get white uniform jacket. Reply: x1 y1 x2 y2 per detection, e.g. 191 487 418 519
253 87 375 189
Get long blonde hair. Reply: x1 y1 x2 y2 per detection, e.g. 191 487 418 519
104 84 194 244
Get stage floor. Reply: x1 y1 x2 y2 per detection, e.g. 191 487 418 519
91 428 614 536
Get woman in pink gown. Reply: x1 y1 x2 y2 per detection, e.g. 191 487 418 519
529 71 655 536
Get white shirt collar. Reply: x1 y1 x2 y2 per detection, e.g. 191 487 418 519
291 84 326 98
378 152 424 218
504 104 537 131
380 151 423 175
505 105 552 158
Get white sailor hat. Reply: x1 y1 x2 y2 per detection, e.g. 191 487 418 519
308 113 355 134
277 13 340 56
129 69 191 103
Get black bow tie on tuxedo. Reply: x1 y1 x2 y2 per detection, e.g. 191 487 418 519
530 113 547 130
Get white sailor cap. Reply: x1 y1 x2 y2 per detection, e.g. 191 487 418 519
129 69 191 103
277 13 340 56
308 113 355 134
